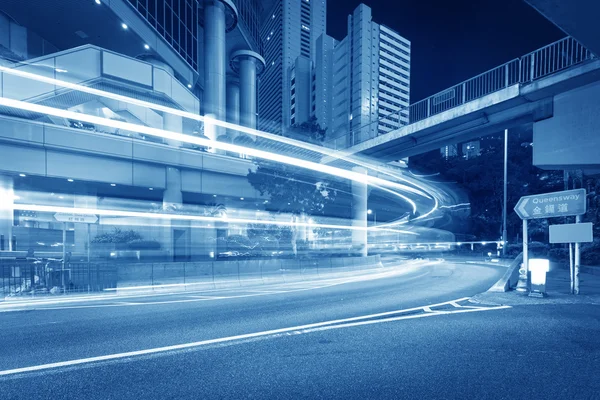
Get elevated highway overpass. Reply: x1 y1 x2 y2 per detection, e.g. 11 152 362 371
327 37 600 173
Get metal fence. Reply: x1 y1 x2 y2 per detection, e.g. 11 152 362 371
342 36 596 149
1 260 117 297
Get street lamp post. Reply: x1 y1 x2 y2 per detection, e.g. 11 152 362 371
502 129 508 257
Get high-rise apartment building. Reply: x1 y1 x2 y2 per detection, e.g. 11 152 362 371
258 0 327 134
316 4 411 149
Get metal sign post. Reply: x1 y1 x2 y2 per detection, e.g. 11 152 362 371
514 189 587 294
549 220 593 294
575 215 582 294
516 219 529 292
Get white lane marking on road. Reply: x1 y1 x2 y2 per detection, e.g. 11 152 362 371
297 305 512 335
0 266 430 312
0 297 508 377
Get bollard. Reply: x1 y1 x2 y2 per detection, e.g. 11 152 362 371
528 259 549 298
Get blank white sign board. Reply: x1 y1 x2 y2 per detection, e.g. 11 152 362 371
549 223 593 244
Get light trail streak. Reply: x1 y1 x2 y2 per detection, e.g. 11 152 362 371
0 66 454 224
0 96 435 202
12 203 418 235
0 65 437 197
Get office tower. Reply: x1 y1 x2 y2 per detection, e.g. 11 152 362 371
259 0 327 134
315 4 411 149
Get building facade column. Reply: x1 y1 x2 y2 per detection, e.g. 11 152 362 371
202 0 238 141
163 112 183 147
226 76 240 139
73 194 98 257
351 167 368 257
0 175 14 251
230 50 265 130
162 167 185 261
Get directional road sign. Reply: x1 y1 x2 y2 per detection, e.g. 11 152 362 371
54 213 98 224
514 189 586 220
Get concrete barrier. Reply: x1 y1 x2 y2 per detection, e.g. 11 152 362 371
213 261 240 289
113 255 383 291
316 258 333 277
117 263 153 288
488 253 522 292
184 262 214 288
261 259 284 284
152 263 185 286
331 257 353 273
300 259 320 280
239 260 263 287
282 259 303 283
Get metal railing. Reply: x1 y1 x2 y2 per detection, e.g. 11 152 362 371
341 36 596 149
1 260 117 296
520 36 595 82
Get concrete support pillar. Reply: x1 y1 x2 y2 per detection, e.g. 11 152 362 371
351 167 368 257
164 112 183 147
231 50 265 130
0 175 14 251
162 167 183 261
202 0 238 141
74 194 98 256
226 76 240 139
163 167 183 208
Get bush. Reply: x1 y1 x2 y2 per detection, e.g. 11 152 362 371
92 228 142 245
581 238 600 265
225 235 254 252
505 243 523 257
127 239 161 250
528 241 549 258
548 248 569 263
505 242 549 258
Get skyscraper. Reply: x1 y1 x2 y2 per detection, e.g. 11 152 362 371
258 0 327 135
316 4 411 149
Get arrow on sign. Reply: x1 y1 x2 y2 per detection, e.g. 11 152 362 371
516 198 529 219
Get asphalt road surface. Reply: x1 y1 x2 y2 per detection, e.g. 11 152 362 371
1 258 599 399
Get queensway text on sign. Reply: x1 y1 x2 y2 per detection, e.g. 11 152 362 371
514 189 586 219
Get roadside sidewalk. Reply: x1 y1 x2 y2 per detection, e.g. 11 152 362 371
472 264 600 306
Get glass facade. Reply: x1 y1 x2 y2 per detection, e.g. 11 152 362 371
233 0 264 55
126 0 198 70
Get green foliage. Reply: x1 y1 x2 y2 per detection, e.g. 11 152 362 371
581 238 600 265
284 116 327 145
247 161 339 217
91 228 142 244
247 223 292 244
409 130 566 241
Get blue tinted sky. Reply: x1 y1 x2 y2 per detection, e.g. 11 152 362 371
326 0 564 101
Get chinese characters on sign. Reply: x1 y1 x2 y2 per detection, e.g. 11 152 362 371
538 204 568 215
514 189 585 220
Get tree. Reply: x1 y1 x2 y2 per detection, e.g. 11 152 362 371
409 129 566 242
247 160 339 256
284 116 327 145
